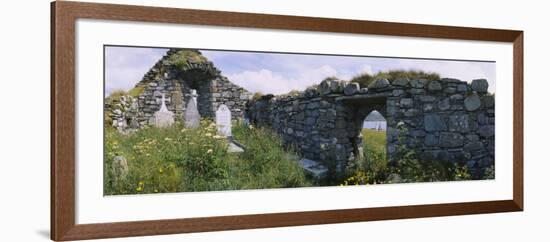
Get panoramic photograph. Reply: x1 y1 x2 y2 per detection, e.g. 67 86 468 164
104 45 496 195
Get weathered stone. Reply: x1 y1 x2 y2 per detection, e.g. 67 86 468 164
424 134 438 146
410 129 426 137
441 78 462 83
344 82 360 95
400 98 413 108
392 77 410 86
299 158 328 178
419 95 436 102
424 114 447 131
448 114 469 133
319 79 338 95
439 132 464 148
464 141 484 152
437 98 450 111
409 88 426 95
410 79 427 88
466 134 480 142
307 102 320 109
423 103 434 112
444 87 457 94
478 125 495 137
450 94 464 101
457 84 468 92
215 104 232 137
404 109 420 117
112 156 129 179
368 78 390 89
464 94 481 111
483 95 495 108
471 79 489 93
392 89 405 96
154 93 175 128
184 90 200 128
428 81 442 91
477 113 489 125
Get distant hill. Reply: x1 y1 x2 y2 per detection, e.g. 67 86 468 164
364 111 386 122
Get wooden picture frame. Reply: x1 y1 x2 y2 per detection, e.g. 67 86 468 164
51 1 523 241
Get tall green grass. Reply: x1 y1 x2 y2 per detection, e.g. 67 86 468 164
104 120 310 195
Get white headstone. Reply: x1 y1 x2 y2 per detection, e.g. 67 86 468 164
184 89 200 128
215 104 232 137
153 93 174 127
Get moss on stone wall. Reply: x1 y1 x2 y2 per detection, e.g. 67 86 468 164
351 70 440 88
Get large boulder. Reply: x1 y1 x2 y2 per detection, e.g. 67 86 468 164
392 77 410 86
428 80 442 91
410 79 427 88
448 114 470 133
344 82 360 95
368 78 390 89
439 132 465 148
464 94 481 111
424 114 447 132
471 79 489 93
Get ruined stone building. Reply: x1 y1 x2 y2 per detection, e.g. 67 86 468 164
247 77 495 178
129 49 252 125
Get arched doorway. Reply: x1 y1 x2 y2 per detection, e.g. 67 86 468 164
359 110 387 163
339 96 387 168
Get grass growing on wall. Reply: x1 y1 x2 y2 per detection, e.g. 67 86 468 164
104 120 310 195
350 70 441 88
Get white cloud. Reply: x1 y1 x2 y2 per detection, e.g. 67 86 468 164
359 64 374 75
105 47 167 95
395 59 496 93
227 65 342 95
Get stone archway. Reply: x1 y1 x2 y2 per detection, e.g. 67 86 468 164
340 96 387 164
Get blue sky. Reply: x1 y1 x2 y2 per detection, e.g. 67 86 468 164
105 46 496 96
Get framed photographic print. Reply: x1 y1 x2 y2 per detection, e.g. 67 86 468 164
51 1 523 241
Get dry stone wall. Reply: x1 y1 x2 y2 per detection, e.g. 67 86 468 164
247 77 495 178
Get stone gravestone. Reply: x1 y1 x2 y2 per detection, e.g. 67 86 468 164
128 98 140 129
111 156 129 181
184 89 200 128
153 93 174 128
215 104 232 137
216 104 244 153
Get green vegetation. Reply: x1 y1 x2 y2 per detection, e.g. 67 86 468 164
350 70 440 88
343 125 473 186
104 120 310 195
166 50 209 71
251 92 264 101
127 85 145 97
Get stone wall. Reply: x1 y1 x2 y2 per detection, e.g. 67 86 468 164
107 49 252 128
247 77 495 178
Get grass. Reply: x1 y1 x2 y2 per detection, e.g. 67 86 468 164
343 127 474 186
350 70 440 88
361 129 386 153
104 120 310 195
342 129 389 185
